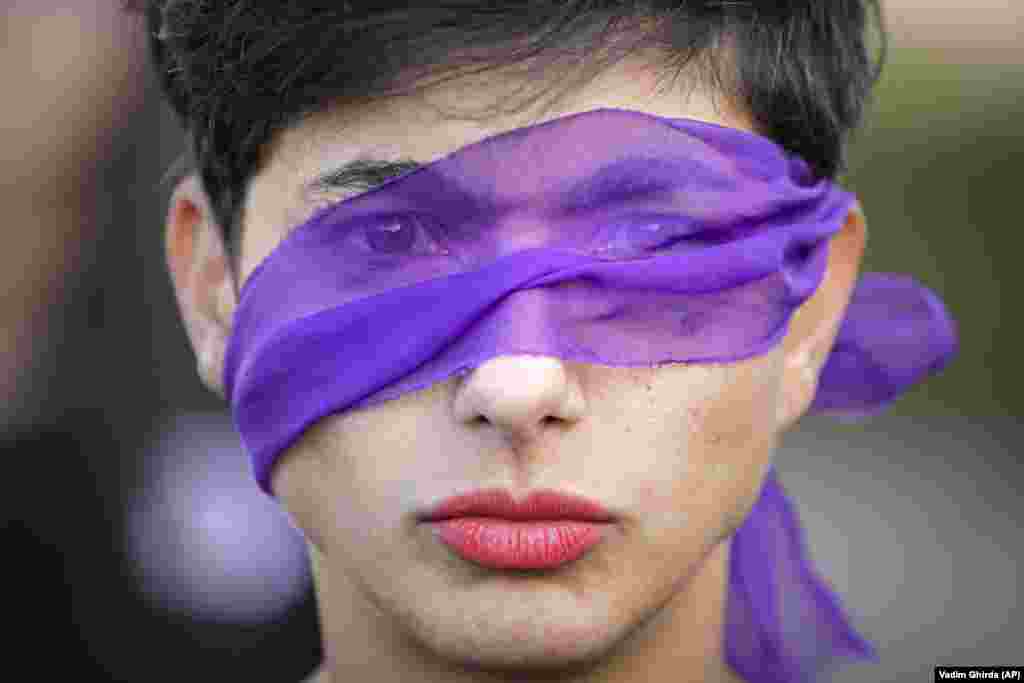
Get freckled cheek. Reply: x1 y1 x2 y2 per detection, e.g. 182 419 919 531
691 365 780 452
621 392 725 531
682 411 774 505
656 373 776 535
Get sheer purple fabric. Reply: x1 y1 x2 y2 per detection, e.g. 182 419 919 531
727 466 880 682
224 108 957 681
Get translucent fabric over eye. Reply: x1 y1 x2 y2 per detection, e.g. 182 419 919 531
224 108 957 682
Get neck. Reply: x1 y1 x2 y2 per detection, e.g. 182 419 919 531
309 538 743 683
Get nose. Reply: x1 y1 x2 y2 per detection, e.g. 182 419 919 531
452 354 586 448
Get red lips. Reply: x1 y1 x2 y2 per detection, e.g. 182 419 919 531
417 488 615 523
419 489 614 570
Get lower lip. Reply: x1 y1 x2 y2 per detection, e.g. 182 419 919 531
428 518 609 570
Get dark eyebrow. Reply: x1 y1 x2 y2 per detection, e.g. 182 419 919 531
558 158 685 212
304 156 685 210
306 158 423 195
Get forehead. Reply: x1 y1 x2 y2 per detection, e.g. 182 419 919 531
240 53 754 278
274 53 750 171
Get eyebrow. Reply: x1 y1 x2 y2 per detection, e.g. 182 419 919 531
303 155 685 211
306 158 424 195
558 158 685 212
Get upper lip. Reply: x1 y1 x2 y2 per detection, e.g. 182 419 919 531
417 488 615 523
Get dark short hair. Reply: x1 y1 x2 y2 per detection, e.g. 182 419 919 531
127 1 885 266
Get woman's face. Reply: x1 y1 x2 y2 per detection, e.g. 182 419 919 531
234 54 799 675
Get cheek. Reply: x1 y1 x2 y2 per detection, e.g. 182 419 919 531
678 359 783 532
270 416 371 554
271 439 335 553
270 405 435 554
686 356 783 454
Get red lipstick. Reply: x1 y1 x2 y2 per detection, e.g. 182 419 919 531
418 489 614 570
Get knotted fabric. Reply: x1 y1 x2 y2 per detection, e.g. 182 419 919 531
224 107 957 681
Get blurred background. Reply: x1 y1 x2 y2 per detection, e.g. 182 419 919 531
3 2 1019 681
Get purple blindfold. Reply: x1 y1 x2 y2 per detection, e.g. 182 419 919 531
224 108 957 681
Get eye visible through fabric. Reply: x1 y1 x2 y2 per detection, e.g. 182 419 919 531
357 213 449 259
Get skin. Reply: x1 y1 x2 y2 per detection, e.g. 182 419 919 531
165 48 866 683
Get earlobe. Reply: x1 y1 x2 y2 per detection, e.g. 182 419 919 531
165 174 237 399
777 204 868 431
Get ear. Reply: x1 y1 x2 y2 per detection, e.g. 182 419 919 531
164 174 237 399
776 204 868 431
